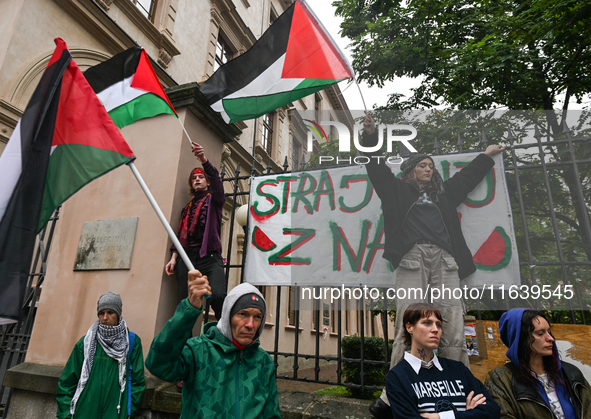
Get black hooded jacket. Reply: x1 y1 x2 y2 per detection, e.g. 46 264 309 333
363 130 495 280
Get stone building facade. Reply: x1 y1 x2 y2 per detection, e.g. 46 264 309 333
0 1 393 416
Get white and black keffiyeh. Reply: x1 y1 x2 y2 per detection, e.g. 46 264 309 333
70 318 129 415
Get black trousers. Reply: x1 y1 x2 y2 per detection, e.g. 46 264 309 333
175 248 227 320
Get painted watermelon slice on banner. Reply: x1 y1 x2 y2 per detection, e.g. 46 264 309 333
252 226 277 252
473 226 512 271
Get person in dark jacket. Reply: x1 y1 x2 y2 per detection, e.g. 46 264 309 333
386 303 500 419
363 114 505 418
165 142 227 321
484 308 591 419
146 270 281 418
56 292 145 419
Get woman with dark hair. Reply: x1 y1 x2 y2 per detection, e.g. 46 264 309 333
484 309 591 418
386 303 500 419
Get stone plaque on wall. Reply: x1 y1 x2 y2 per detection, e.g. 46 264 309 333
74 217 138 270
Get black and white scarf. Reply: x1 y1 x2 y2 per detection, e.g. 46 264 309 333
70 318 129 415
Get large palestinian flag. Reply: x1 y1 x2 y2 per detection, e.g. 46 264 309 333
84 47 177 129
201 0 354 123
0 38 135 324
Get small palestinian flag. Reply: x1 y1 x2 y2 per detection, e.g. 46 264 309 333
84 47 177 129
201 0 354 123
0 38 135 324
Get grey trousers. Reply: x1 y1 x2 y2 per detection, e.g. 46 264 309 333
380 244 469 405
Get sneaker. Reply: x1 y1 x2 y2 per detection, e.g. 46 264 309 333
368 398 392 419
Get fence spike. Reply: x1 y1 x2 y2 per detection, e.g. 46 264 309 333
250 159 257 176
300 153 306 170
457 133 464 152
220 164 226 178
507 129 516 145
481 131 489 149
433 137 440 154
235 161 241 175
400 142 411 158
533 124 542 141
266 157 272 174
562 120 572 137
283 155 289 172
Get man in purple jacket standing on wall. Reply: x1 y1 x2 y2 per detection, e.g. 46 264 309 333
165 142 226 321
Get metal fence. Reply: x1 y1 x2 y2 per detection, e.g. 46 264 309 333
220 121 591 392
1 122 589 414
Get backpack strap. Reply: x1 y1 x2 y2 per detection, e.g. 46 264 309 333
127 331 136 417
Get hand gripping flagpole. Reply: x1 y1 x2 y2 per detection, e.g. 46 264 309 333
127 161 208 297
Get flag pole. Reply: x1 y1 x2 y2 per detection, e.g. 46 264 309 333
177 118 195 146
126 161 196 272
355 80 368 113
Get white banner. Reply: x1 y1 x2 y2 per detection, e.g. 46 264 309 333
244 153 519 288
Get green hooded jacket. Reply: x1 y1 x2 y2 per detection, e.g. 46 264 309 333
56 333 145 419
146 286 281 419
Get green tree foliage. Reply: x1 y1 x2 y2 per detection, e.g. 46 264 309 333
341 335 392 398
334 0 591 118
333 1 591 320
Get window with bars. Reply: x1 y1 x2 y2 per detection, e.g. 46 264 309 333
261 112 274 155
130 0 156 21
215 35 233 71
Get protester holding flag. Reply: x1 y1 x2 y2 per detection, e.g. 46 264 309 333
165 142 227 322
146 270 280 418
362 113 506 418
56 292 145 419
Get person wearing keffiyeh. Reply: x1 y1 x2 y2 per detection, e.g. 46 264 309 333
56 292 145 419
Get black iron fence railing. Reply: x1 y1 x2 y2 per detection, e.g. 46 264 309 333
220 125 591 391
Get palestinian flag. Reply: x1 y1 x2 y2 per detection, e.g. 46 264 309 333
201 0 354 123
0 38 134 324
84 47 177 129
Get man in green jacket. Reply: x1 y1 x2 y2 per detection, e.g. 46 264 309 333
56 291 145 419
146 270 281 418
